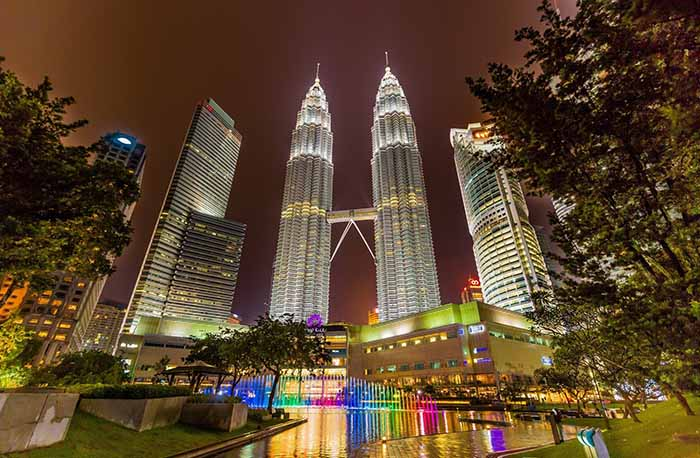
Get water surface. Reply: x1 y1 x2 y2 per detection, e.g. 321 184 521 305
220 408 576 458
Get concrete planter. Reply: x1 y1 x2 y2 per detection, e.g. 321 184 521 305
79 396 188 432
0 392 79 454
180 403 248 432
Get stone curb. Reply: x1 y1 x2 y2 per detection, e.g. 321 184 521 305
167 418 307 458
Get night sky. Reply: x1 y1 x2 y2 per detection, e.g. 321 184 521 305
1 1 575 324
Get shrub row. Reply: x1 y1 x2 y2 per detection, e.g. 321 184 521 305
188 393 242 404
71 384 191 399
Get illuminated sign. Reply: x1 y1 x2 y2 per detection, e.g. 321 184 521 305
306 314 324 328
469 278 480 287
116 136 132 145
468 324 485 334
541 356 553 366
474 357 492 364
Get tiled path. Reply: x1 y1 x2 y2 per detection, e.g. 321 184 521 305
352 429 554 458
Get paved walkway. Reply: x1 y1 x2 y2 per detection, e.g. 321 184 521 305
352 430 553 458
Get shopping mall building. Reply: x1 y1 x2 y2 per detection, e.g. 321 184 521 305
121 301 552 400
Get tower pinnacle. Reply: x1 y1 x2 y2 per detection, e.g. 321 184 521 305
384 51 390 72
315 62 320 82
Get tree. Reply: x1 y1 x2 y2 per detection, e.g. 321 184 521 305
0 315 40 387
151 355 170 384
247 314 328 413
186 329 254 393
467 0 700 415
0 57 139 292
29 350 128 386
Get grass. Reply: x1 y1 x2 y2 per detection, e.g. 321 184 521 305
511 396 700 458
2 411 287 458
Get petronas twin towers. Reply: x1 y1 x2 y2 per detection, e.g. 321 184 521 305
270 63 440 323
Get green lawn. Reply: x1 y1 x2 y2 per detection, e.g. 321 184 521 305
3 411 286 458
511 396 700 458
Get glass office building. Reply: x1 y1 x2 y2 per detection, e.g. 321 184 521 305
124 99 245 337
451 123 550 313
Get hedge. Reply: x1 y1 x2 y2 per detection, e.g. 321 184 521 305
71 384 192 399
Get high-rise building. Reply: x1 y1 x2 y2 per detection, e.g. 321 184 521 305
451 123 550 313
98 132 147 220
82 301 126 352
552 197 575 222
123 99 246 337
269 75 333 322
372 65 441 321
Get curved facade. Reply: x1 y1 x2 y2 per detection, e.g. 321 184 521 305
451 124 550 313
270 77 334 322
372 67 441 321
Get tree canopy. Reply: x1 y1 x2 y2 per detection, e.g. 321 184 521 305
467 0 700 415
0 57 139 290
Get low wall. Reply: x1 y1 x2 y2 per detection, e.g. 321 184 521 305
180 403 248 432
79 396 188 432
0 392 79 453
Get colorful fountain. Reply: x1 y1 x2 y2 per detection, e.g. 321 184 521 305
231 373 438 411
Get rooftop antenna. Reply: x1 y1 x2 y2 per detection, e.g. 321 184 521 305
384 51 390 71
315 62 320 82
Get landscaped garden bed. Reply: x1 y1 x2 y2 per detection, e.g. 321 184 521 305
75 384 191 432
508 396 700 458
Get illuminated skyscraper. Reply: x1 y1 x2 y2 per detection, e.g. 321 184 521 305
270 73 333 322
451 123 550 313
372 64 441 321
124 99 246 337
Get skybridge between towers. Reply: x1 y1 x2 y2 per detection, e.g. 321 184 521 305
327 207 377 264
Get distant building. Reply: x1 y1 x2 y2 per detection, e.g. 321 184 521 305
82 301 126 352
0 277 28 323
367 307 379 325
98 132 147 220
451 124 551 313
123 99 246 339
552 197 575 222
460 277 484 303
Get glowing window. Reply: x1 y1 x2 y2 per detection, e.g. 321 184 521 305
37 298 49 305
37 331 48 338
400 342 407 347
67 304 77 311
429 336 437 343
59 323 71 329
28 318 39 324
43 319 53 325
54 334 67 341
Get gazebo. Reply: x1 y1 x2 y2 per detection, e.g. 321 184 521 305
161 361 231 393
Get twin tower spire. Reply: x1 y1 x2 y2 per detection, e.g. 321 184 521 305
270 59 441 324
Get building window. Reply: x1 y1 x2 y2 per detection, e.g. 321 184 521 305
59 323 71 329
430 361 441 369
364 368 372 375
43 319 53 325
447 359 459 368
54 334 67 341
37 331 48 338
414 362 425 370
399 364 410 372
387 365 397 373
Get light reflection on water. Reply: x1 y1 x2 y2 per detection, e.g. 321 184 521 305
219 409 575 458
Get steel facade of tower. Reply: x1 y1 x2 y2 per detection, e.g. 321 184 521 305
451 123 550 313
269 77 333 322
371 66 441 321
124 99 245 336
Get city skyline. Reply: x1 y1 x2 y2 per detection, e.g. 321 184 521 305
0 1 575 324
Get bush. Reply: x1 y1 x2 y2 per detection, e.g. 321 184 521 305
73 384 191 399
29 350 127 386
188 393 242 404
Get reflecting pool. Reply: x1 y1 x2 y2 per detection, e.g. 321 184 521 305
219 408 577 458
